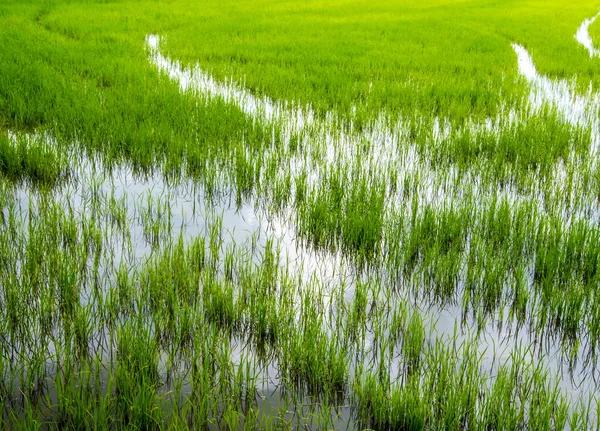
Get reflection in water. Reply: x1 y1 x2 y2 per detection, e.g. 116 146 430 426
5 16 600 425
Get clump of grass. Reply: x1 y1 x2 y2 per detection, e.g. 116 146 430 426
354 341 577 431
436 111 590 182
115 321 161 429
0 132 69 188
297 167 386 260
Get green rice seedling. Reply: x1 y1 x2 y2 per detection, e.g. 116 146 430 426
139 191 172 248
115 320 161 429
353 372 389 430
437 111 591 183
354 335 588 430
297 168 385 259
224 242 235 282
344 280 369 343
73 305 92 360
569 396 599 431
401 312 427 374
509 262 530 327
52 362 103 429
0 132 69 188
207 212 224 270
277 288 348 397
107 188 128 234
115 262 135 314
202 271 239 331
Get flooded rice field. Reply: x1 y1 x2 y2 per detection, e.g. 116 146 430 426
2 2 600 430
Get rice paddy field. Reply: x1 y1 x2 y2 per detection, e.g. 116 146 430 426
3 0 600 429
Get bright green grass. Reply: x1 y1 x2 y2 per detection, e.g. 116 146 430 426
2 0 600 429
19 0 600 122
1 0 599 137
0 0 596 187
0 0 597 184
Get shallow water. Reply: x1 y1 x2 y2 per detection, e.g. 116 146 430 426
148 34 600 233
7 133 345 290
145 30 600 414
512 43 600 154
4 123 599 427
4 14 600 428
576 12 600 59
